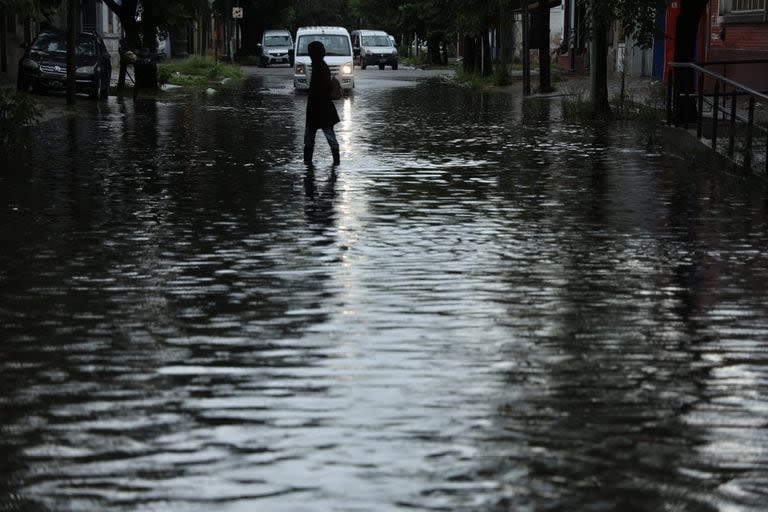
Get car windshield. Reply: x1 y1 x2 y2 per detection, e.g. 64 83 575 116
265 35 291 47
361 35 391 47
31 33 97 56
296 35 351 57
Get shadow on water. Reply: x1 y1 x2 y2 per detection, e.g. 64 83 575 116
2 75 768 511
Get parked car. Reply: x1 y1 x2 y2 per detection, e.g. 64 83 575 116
258 29 294 67
293 26 354 92
17 29 112 100
351 29 398 70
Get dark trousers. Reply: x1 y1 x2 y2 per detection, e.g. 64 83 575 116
304 126 339 158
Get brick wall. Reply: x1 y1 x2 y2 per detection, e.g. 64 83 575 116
707 0 768 91
709 0 768 50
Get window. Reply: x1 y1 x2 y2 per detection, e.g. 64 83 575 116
264 35 291 47
296 35 351 57
720 0 766 13
361 35 391 47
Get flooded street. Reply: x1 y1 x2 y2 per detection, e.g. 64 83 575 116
2 67 768 511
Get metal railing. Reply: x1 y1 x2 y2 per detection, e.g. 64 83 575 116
667 61 768 175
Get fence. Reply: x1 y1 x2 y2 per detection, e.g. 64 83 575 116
667 61 768 175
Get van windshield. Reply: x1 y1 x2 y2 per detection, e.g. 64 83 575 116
296 35 351 57
265 35 291 47
361 35 391 47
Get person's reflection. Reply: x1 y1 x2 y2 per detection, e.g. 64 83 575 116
303 167 338 231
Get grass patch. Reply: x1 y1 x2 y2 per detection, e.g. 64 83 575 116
158 56 242 86
0 89 40 147
562 86 665 124
453 62 513 89
400 54 428 68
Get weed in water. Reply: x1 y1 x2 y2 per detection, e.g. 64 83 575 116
158 56 241 86
0 89 40 147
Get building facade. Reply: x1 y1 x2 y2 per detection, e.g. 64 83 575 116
706 0 768 91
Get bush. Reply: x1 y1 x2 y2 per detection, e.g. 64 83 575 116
561 91 665 126
0 89 40 146
492 62 511 86
400 54 428 68
158 56 242 86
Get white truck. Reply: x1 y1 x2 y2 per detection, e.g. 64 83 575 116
293 26 354 92
258 29 293 67
351 29 398 70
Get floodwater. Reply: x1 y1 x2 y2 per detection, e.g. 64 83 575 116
2 70 768 512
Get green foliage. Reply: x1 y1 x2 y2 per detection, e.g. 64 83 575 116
0 0 60 22
492 61 511 86
561 89 665 124
562 92 614 121
0 90 40 146
587 0 665 48
158 56 242 86
400 53 428 67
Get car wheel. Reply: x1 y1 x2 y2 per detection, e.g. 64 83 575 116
392 63 398 70
378 64 385 70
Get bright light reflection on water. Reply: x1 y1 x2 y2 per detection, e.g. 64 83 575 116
2 72 768 512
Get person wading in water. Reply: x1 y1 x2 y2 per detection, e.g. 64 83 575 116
304 41 341 166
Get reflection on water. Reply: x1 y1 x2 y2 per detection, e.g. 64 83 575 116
2 75 768 511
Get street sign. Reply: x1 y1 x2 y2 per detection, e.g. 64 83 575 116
232 7 243 19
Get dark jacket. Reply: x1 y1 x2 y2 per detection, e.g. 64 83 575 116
306 59 340 130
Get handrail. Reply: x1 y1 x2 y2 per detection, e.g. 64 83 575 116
668 61 768 102
667 61 768 175
697 59 768 66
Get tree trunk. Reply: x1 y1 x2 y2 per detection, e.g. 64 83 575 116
463 35 475 74
427 33 441 65
103 0 140 90
66 0 76 105
590 11 610 114
481 32 492 77
538 2 552 93
673 0 708 124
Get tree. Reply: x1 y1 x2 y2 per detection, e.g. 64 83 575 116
673 0 708 123
101 0 140 89
101 0 208 90
586 0 661 114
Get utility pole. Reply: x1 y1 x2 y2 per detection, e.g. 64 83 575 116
66 0 76 105
522 1 530 95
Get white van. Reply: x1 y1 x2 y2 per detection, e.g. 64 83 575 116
351 29 398 70
293 26 354 92
258 29 293 67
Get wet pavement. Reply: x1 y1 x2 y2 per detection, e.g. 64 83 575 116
2 67 768 512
